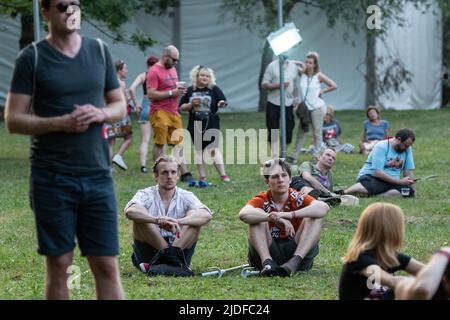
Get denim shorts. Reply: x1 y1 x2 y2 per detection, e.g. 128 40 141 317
138 97 150 124
29 166 119 256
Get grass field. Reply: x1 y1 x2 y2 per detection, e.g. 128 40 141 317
0 109 449 300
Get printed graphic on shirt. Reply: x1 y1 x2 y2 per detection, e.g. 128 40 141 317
386 157 404 169
190 91 212 112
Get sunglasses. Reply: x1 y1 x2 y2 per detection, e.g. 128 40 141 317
168 56 179 63
52 1 80 13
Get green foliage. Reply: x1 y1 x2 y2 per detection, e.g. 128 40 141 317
0 109 449 299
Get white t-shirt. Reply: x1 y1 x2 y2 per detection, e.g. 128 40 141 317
262 59 299 107
124 186 212 239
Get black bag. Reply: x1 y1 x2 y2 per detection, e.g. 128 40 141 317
145 246 195 277
146 263 195 277
194 111 211 120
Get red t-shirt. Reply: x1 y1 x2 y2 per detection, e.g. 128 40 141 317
146 63 179 114
247 188 314 240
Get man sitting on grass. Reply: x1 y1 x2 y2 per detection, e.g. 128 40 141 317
124 155 212 275
290 148 358 206
343 128 416 198
239 158 329 277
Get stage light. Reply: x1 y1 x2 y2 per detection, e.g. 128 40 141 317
266 22 302 56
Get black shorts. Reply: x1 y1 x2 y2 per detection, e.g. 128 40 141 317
357 175 415 197
266 102 295 144
131 238 197 268
248 238 319 271
29 166 119 256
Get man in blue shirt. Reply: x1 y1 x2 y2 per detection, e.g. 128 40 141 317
343 128 416 197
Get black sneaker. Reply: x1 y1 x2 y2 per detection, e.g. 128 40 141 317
141 166 148 174
260 259 280 277
181 172 195 183
318 195 342 206
286 156 296 164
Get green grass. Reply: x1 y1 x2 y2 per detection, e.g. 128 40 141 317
0 109 449 300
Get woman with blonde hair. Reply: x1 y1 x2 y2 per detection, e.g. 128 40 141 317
338 202 423 300
288 51 337 164
179 65 230 183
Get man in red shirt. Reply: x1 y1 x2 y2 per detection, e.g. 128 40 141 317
239 158 329 276
147 45 194 182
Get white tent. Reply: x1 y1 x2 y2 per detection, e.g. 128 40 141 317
0 0 442 111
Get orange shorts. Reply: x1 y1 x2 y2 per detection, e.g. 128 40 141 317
150 109 184 145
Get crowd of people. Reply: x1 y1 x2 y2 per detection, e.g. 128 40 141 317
3 0 448 301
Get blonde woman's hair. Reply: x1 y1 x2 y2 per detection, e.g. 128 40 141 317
342 202 405 269
306 51 320 74
189 65 216 90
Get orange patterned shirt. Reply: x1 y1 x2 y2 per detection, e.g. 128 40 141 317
247 188 314 240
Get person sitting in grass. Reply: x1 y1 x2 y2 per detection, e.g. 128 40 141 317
343 128 416 198
339 202 423 300
395 247 450 300
124 155 212 275
290 148 358 206
239 158 329 277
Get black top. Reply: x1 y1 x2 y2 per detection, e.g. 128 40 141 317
142 72 147 96
10 37 119 175
179 85 226 149
338 250 411 300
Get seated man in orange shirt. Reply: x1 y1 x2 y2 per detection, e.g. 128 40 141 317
239 158 330 277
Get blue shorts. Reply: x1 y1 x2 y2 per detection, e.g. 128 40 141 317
29 166 119 257
138 97 150 124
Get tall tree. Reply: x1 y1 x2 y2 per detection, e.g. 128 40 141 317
220 0 433 110
0 0 178 50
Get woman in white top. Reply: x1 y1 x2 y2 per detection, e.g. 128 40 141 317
288 52 337 163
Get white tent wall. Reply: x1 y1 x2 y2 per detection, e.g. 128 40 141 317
376 1 442 110
0 0 442 111
0 18 22 108
288 3 367 110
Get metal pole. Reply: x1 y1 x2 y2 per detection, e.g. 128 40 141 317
33 0 41 41
277 0 286 158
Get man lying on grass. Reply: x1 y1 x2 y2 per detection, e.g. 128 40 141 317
124 155 212 276
239 158 329 277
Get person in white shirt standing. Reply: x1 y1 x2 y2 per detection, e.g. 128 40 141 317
262 56 300 157
124 155 212 274
288 52 337 163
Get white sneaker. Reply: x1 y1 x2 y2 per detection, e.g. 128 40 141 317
112 154 128 170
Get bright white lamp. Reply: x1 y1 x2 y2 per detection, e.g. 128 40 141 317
266 22 302 56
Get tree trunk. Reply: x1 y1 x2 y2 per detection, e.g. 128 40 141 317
258 41 274 111
365 0 378 108
172 0 181 75
20 13 35 49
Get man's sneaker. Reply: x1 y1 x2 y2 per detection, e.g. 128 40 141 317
139 262 150 273
260 258 280 277
286 155 296 164
140 166 148 174
112 154 128 170
181 172 195 183
220 175 231 182
318 195 342 206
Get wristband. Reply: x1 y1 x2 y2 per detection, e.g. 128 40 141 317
100 108 108 123
168 90 173 97
291 211 296 220
436 249 450 260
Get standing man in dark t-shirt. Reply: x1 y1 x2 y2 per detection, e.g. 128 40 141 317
5 0 125 299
